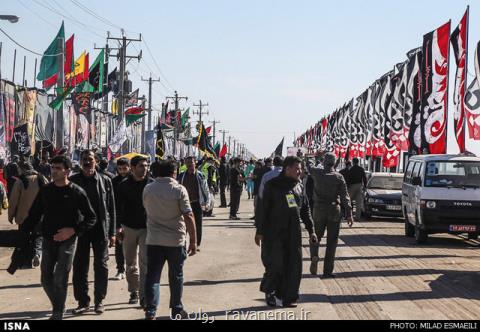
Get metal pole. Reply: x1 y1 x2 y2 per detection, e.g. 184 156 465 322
12 49 16 84
33 58 37 88
22 55 26 87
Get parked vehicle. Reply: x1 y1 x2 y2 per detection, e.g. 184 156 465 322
402 154 480 244
363 172 404 219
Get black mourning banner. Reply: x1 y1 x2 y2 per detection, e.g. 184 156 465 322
11 123 31 157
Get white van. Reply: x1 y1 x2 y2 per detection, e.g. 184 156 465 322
402 154 480 244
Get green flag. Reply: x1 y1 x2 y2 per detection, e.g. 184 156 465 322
37 22 65 81
49 86 73 111
88 49 104 93
181 107 190 128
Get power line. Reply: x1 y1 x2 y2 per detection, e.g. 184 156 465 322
0 26 62 56
69 0 124 32
142 36 175 91
32 0 105 40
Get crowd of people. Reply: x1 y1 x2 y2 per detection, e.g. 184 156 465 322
2 148 369 320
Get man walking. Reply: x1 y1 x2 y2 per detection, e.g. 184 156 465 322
258 156 283 199
8 161 48 268
21 155 97 320
309 153 353 278
111 158 130 281
218 157 228 208
178 156 210 250
143 160 197 320
348 158 368 221
229 158 244 220
116 156 153 307
255 156 317 307
70 150 116 315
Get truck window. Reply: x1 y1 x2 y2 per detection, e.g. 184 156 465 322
424 161 480 188
412 162 422 181
405 162 415 183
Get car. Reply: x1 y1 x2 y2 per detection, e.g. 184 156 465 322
402 154 480 244
363 172 404 219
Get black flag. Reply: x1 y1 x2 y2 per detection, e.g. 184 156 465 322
155 123 165 159
274 137 284 157
196 123 217 159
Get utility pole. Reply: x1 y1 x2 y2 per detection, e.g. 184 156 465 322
193 100 209 125
228 136 232 158
140 95 146 152
220 130 229 146
141 74 160 132
233 139 237 157
209 119 221 147
94 42 116 149
166 91 188 157
107 31 142 124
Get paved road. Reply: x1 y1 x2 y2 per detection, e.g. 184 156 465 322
1 194 480 320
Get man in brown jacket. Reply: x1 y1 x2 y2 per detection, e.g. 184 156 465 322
8 161 48 268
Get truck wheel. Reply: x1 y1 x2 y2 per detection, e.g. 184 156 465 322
415 216 428 244
404 213 415 238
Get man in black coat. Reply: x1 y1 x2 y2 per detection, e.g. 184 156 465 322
21 155 97 320
218 157 228 208
70 150 116 315
255 156 317 308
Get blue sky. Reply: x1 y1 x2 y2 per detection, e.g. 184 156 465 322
1 0 479 157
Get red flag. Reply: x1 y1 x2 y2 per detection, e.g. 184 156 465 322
42 73 57 90
64 34 74 75
206 126 212 135
42 34 74 90
219 143 227 158
420 21 451 154
451 9 468 152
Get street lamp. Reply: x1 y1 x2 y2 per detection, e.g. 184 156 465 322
0 15 19 23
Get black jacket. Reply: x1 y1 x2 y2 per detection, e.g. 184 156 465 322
9 182 97 275
116 175 153 229
219 162 228 186
70 171 116 239
255 174 314 238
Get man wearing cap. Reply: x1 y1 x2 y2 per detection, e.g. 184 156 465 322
308 153 353 278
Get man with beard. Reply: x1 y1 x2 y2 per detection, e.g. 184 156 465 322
70 150 116 315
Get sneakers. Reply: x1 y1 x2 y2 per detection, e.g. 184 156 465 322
94 302 105 314
32 254 40 268
310 256 319 276
72 304 90 315
114 272 125 280
129 292 139 304
265 292 277 307
229 216 240 220
145 310 156 320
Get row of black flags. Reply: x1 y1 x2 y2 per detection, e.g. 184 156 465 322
295 7 480 168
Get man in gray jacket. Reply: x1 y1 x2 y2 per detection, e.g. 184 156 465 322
309 153 353 278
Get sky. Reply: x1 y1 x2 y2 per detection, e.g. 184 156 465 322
1 0 480 158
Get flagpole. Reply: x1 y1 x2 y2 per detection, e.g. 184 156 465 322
55 37 65 152
445 20 452 154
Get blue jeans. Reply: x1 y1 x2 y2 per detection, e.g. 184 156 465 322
145 245 187 314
